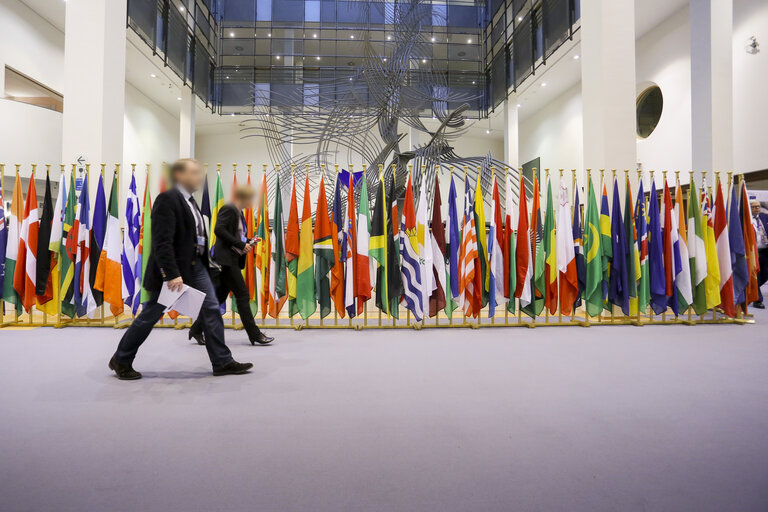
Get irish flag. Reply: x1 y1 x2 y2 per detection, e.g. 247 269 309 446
13 173 38 312
95 175 124 316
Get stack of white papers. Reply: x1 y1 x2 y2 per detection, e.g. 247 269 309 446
157 284 206 320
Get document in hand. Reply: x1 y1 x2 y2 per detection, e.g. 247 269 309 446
157 284 207 320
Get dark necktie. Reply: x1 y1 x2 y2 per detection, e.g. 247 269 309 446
188 196 205 254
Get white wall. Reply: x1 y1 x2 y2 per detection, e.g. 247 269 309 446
635 6 692 177
0 0 64 175
123 81 180 199
733 0 768 173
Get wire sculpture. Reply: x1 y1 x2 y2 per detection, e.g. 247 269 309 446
239 0 522 210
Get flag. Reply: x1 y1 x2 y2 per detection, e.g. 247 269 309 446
314 175 334 318
600 182 613 303
95 175 124 316
389 177 402 317
583 178 603 317
122 173 142 314
514 175 532 310
504 174 517 314
474 174 489 306
488 176 506 316
634 181 650 313
557 181 578 316
267 175 287 318
714 180 735 317
543 177 558 315
35 173 54 307
624 179 641 315
608 178 629 316
69 176 97 317
728 182 748 307
522 176 545 318
13 173 38 312
355 174 372 314
458 177 479 317
297 175 316 319
209 173 225 248
416 175 434 319
0 185 7 302
139 175 153 303
59 173 77 318
429 175 447 317
661 182 678 314
242 173 257 315
330 174 345 317
687 179 708 315
286 174 300 317
445 175 460 316
342 171 357 318
255 172 271 317
572 187 586 309
740 181 760 306
2 172 23 311
648 181 667 315
701 182 721 309
90 174 107 307
400 173 423 321
673 181 692 313
371 176 401 318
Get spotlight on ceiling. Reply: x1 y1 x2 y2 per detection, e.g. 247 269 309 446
573 54 580 60
267 33 271 37
467 38 472 44
177 97 182 101
150 73 156 78
229 32 234 37
422 58 427 63
313 33 317 38
541 82 547 87
350 34 355 39
431 37 436 42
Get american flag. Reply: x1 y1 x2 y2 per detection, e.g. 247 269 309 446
458 178 478 316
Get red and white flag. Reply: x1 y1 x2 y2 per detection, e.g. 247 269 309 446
13 175 39 312
557 182 578 315
515 177 532 308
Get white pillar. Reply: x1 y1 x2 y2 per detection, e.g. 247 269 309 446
580 0 637 188
179 87 196 158
503 99 519 169
690 0 733 184
408 126 421 151
62 0 127 169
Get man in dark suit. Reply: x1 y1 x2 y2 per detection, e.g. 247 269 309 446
189 185 274 345
109 159 252 379
751 199 768 309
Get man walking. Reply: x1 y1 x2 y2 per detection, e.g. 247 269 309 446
109 159 252 379
751 199 768 309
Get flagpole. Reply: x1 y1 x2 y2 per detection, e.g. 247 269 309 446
584 168 592 327
334 163 340 328
557 168 564 325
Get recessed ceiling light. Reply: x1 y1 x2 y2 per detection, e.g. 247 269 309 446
422 58 427 63
229 32 234 37
486 129 491 134
517 103 522 107
225 76 229 79
316 56 321 60
387 36 392 40
150 73 156 78
276 56 280 60
541 82 547 87
472 81 476 84
431 37 436 42
177 97 182 101
267 33 271 37
573 54 580 59
350 35 355 39
313 33 317 38
518 16 522 21
467 38 472 43
179 6 185 12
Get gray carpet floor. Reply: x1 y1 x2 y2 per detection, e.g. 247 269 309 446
1 307 768 512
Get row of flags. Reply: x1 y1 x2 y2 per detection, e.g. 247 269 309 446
0 168 761 323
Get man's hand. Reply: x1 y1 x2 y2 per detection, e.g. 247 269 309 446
167 277 184 293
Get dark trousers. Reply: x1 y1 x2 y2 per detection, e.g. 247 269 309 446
758 248 768 303
113 258 234 369
191 263 262 341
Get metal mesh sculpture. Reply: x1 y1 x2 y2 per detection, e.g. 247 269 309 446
240 0 522 209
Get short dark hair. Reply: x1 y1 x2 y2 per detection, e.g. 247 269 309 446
169 158 199 181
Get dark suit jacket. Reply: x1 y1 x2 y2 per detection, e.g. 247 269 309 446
142 188 210 292
213 203 248 269
757 213 768 238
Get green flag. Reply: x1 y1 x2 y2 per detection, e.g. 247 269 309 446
297 175 316 320
269 175 287 316
687 180 708 315
583 179 603 317
139 178 153 303
59 173 77 318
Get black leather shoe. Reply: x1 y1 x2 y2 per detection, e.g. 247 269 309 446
250 333 274 346
753 302 765 310
212 361 253 376
109 357 142 380
188 329 206 345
